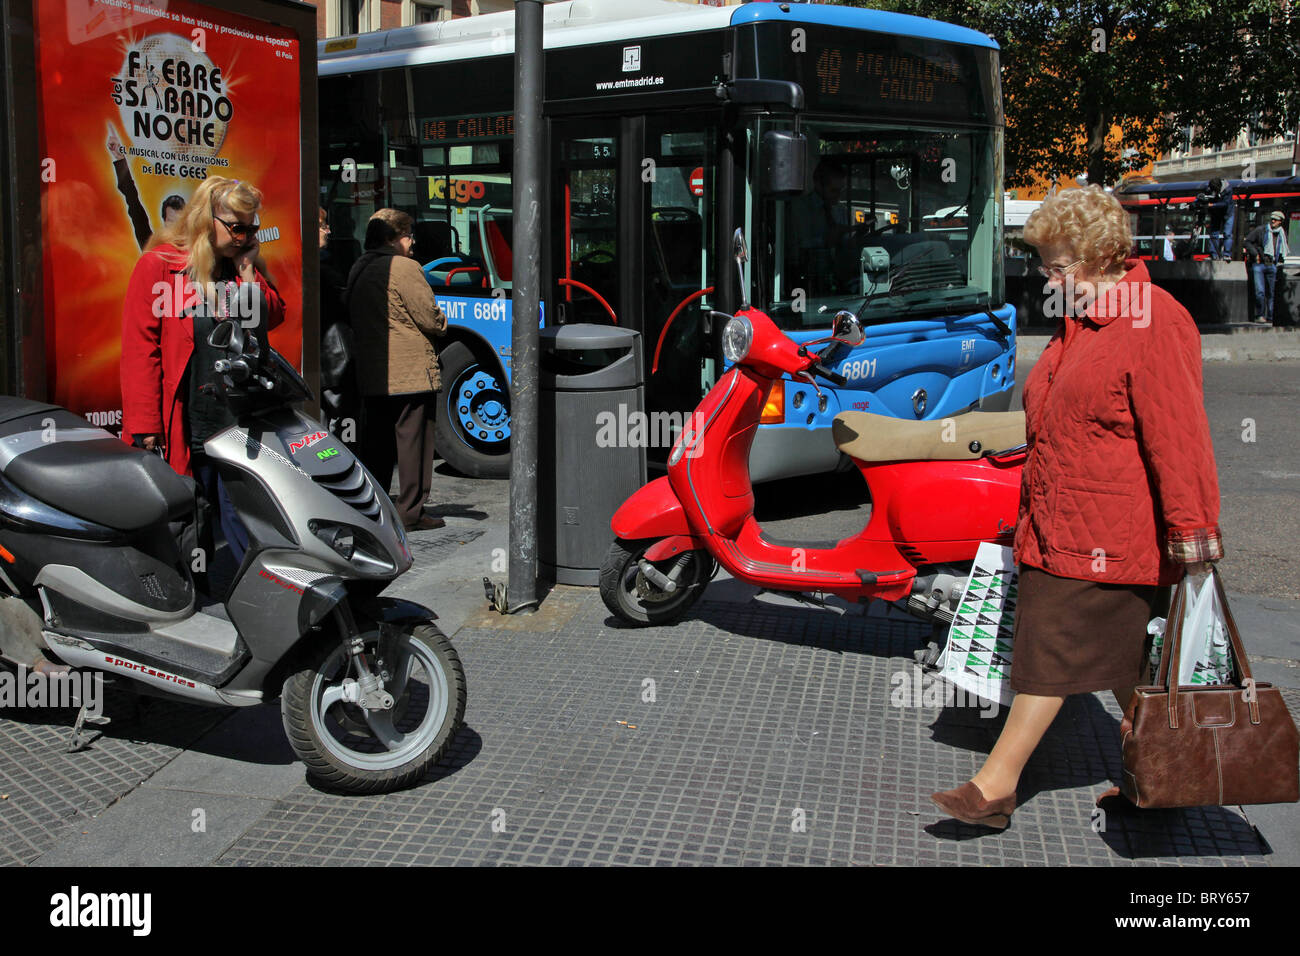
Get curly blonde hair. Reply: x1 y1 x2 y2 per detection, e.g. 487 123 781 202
147 177 269 287
1023 186 1133 272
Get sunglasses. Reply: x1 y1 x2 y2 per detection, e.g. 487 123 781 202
212 209 259 241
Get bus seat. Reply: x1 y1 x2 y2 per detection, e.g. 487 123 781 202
485 219 513 282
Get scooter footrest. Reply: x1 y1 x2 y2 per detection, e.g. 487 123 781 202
857 568 911 585
48 628 248 686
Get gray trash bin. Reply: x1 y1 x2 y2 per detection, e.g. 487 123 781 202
539 324 647 585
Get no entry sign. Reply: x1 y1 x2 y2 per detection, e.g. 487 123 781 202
689 166 705 197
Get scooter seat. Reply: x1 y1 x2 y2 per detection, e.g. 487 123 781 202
0 403 194 532
832 410 1026 462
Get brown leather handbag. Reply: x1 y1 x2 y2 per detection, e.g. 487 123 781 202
1120 570 1300 808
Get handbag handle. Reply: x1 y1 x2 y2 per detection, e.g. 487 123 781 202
1211 569 1261 724
1161 567 1260 729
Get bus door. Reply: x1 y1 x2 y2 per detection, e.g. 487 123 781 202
640 115 715 435
551 119 622 327
551 114 717 466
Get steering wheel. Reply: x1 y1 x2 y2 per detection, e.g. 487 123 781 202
577 249 615 267
652 206 703 224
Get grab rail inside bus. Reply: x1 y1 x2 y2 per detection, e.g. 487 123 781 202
445 266 488 287
652 287 714 375
557 278 618 325
423 256 488 289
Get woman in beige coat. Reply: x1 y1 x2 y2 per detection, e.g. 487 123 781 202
347 209 447 531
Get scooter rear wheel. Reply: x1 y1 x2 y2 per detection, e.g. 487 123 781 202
599 537 714 626
281 622 466 794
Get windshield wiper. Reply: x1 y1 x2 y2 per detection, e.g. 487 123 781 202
976 292 1013 343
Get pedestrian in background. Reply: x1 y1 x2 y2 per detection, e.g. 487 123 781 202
120 176 285 572
930 186 1222 830
346 208 447 531
318 206 358 442
1243 210 1289 325
1205 178 1234 261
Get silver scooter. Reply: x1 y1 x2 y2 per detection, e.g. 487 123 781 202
0 322 465 793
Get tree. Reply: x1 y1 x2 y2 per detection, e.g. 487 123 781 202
852 0 1300 189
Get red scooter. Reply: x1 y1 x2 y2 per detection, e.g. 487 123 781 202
600 231 1027 628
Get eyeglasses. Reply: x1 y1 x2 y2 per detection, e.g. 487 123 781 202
213 210 259 240
1037 258 1086 280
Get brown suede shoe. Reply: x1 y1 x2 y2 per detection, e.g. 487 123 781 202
930 781 1016 829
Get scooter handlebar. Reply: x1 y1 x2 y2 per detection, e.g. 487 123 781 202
811 362 847 387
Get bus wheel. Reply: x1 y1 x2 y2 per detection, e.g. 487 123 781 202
436 342 511 478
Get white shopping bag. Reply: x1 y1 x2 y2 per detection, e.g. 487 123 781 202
1147 573 1234 686
936 542 1019 707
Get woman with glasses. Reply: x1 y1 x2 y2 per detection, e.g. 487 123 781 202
930 186 1222 829
120 176 285 574
345 208 447 532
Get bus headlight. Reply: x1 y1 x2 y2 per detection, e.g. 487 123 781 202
722 315 753 363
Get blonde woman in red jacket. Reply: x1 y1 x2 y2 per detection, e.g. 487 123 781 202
120 177 284 568
931 186 1222 829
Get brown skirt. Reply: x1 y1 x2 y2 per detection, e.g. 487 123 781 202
1009 565 1163 696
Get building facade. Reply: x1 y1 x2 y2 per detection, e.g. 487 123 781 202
1154 128 1298 183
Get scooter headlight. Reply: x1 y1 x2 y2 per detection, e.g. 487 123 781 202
722 315 753 363
311 521 355 560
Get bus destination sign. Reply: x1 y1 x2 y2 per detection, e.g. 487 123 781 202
739 22 997 124
422 113 514 145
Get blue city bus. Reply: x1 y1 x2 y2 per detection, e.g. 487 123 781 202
318 0 1015 480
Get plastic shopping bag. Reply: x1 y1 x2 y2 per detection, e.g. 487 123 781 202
1147 572 1234 686
936 542 1018 707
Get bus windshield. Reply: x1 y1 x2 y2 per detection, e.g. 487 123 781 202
762 120 1002 328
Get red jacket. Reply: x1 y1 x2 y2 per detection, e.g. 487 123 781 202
1014 259 1222 586
120 243 285 476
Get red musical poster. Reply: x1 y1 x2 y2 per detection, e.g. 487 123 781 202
33 0 303 429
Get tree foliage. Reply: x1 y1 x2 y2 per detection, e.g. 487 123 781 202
851 0 1300 188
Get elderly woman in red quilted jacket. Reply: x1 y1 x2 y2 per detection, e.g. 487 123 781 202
931 186 1222 829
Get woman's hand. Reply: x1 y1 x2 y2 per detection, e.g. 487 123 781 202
233 237 260 282
139 433 164 452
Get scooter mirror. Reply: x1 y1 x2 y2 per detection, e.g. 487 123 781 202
832 311 865 347
207 319 244 355
733 228 750 310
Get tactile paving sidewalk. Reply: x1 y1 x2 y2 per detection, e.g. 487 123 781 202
214 592 1277 867
0 690 225 866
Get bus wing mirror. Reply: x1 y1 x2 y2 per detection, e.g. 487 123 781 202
723 79 805 110
761 130 809 197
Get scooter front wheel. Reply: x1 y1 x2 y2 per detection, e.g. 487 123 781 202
281 622 466 794
599 537 714 626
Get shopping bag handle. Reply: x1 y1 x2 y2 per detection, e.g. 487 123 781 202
1159 567 1259 729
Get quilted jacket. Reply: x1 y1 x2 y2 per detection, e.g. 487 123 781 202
1014 259 1222 586
346 248 446 396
